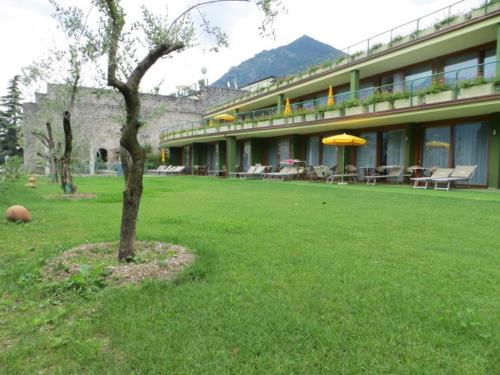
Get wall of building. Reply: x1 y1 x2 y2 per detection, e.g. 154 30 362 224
23 84 241 173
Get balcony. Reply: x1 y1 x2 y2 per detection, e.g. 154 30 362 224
205 0 500 114
161 61 500 144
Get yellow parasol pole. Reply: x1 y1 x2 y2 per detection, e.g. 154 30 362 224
327 85 335 107
161 148 166 163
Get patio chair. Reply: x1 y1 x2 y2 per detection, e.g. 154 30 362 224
410 168 453 189
364 166 403 185
310 165 331 182
147 165 169 175
233 165 257 179
432 165 477 191
263 166 297 181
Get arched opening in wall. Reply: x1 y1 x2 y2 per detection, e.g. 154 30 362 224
97 148 108 163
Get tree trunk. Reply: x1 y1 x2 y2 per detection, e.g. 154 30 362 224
60 111 75 194
45 122 58 183
117 102 146 261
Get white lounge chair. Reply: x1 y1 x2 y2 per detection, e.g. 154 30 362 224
410 168 453 189
432 165 477 191
364 166 403 185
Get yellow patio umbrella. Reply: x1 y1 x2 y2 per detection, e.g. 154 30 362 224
213 113 235 122
283 97 292 116
322 133 367 146
160 148 166 163
425 140 450 148
326 85 335 107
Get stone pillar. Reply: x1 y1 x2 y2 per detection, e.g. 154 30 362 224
89 145 95 176
226 136 237 173
350 70 360 100
488 113 500 188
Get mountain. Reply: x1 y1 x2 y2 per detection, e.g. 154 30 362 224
212 35 344 89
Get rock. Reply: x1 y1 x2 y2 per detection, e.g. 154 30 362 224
25 182 36 188
28 176 37 183
5 205 32 223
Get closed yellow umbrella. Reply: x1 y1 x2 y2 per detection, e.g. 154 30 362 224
213 113 235 121
322 133 367 146
283 97 292 116
161 148 166 163
327 85 335 107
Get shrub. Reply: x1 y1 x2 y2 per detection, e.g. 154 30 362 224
369 43 383 53
362 92 393 105
389 35 404 47
391 91 411 101
341 99 361 109
459 77 491 89
418 82 452 96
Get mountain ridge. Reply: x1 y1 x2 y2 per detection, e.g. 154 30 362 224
212 35 344 88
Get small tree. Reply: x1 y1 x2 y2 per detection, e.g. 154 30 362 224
23 0 104 193
0 75 23 162
94 0 282 260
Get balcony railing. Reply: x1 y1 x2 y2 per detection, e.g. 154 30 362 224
161 61 500 142
205 0 500 114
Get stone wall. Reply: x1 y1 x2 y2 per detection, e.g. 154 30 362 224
23 84 242 173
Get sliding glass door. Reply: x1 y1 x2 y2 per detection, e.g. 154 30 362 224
423 127 451 168
356 132 377 168
454 123 488 185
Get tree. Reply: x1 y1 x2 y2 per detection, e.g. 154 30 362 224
94 0 282 260
23 0 103 193
31 122 60 182
0 75 23 162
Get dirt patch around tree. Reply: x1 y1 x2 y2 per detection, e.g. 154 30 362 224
44 193 97 201
43 241 194 286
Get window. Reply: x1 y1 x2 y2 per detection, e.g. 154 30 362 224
278 138 290 161
386 130 405 167
243 141 251 171
454 123 488 185
483 48 497 79
267 140 278 170
423 126 451 168
356 132 377 167
334 87 350 104
444 52 478 84
322 143 337 167
306 137 320 166
405 64 432 91
359 82 374 101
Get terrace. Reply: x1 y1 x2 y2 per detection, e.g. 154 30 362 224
205 0 500 114
161 61 500 142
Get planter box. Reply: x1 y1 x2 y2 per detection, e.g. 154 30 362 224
256 120 270 128
219 125 230 132
458 83 495 99
206 127 217 134
243 122 255 129
271 118 287 126
305 113 317 122
292 115 304 124
344 106 365 116
374 101 393 112
323 109 342 119
393 98 412 109
424 90 455 105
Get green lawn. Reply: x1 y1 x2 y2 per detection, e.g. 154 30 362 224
1 176 499 374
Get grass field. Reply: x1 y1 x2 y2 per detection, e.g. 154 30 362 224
1 176 499 374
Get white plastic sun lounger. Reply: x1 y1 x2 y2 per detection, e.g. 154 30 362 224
364 166 403 186
432 165 477 191
410 168 453 189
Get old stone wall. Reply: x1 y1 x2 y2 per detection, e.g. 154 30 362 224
23 84 241 173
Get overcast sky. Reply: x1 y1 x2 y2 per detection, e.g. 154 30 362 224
0 0 483 101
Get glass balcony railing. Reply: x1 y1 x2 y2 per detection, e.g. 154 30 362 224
161 61 500 142
205 0 500 114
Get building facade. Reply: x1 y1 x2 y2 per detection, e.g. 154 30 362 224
161 1 500 188
23 84 242 173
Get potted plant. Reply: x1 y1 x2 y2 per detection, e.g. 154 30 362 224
256 116 271 128
392 91 413 109
271 113 287 126
458 77 495 99
342 98 364 116
363 92 393 112
319 104 343 119
242 118 256 129
420 82 455 104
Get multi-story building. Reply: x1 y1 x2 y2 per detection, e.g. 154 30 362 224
161 0 500 188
